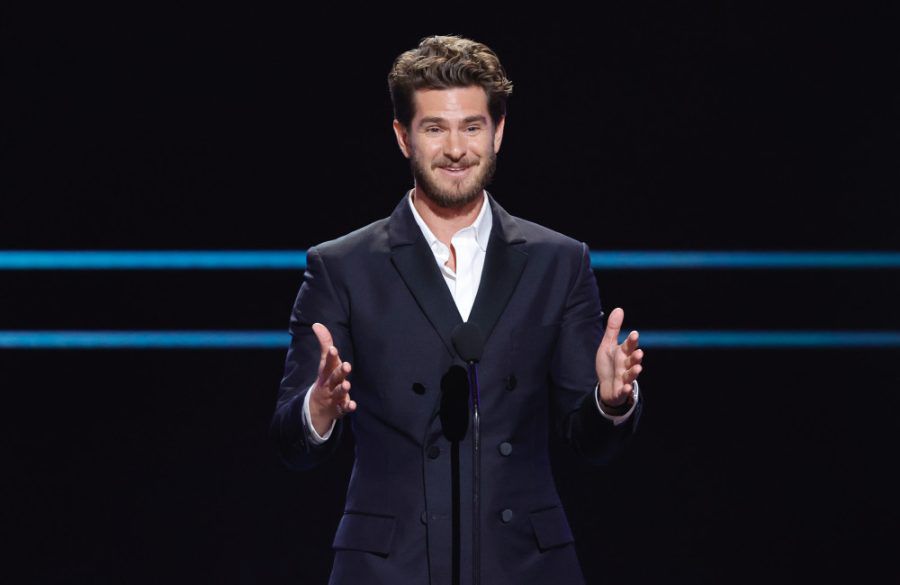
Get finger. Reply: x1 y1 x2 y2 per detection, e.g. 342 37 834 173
333 392 356 418
602 307 624 345
317 345 343 385
324 361 352 392
623 365 642 384
312 322 334 358
329 380 351 412
626 349 644 369
313 324 343 376
341 394 357 413
622 330 640 354
333 379 351 403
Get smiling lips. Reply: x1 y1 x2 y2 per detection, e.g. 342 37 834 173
440 165 470 175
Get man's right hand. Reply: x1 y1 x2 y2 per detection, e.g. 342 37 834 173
309 322 356 437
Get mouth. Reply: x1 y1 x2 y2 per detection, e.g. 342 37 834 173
439 166 471 177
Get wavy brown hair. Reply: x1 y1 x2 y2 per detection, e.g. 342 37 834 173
387 34 514 131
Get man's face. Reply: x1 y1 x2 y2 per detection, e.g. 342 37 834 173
393 85 505 209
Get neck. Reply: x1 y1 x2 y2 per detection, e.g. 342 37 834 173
411 186 484 246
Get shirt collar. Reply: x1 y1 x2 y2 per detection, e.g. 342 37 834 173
407 188 492 253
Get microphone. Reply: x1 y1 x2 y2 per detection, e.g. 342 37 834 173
443 318 485 442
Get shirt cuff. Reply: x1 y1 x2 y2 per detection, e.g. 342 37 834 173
303 381 335 444
595 379 640 426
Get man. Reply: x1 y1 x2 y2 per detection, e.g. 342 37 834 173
271 35 644 585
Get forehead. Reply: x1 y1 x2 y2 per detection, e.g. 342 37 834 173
411 86 490 121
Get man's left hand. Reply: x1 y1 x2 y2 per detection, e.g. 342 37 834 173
596 307 644 409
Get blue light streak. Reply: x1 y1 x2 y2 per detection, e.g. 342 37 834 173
2 330 898 349
1 250 899 270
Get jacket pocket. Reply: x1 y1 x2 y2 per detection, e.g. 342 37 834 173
332 511 397 556
528 505 575 552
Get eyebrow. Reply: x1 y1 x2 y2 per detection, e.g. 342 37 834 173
417 115 488 128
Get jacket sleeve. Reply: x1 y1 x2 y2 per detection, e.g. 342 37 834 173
270 245 354 471
548 241 642 465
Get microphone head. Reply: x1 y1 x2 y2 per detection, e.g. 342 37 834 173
452 322 485 363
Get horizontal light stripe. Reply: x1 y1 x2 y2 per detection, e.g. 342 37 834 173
0 251 307 270
1 250 898 270
589 251 900 269
1 331 898 349
0 331 287 348
632 331 900 348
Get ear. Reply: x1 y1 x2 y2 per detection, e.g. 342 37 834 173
493 115 506 154
392 119 411 158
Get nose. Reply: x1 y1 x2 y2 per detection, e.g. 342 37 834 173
443 129 467 161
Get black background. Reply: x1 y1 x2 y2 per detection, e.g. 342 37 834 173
3 6 899 584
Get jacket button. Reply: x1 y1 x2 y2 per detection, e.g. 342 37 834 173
500 509 514 523
505 375 517 391
427 445 441 459
412 382 426 395
498 442 512 456
421 511 428 524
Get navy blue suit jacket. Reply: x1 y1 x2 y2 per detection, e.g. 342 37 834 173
271 191 641 585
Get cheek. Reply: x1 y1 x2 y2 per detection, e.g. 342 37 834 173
415 145 440 163
475 139 494 156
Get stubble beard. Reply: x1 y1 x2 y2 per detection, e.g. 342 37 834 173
410 147 497 210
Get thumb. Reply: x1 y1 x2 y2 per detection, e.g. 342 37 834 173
312 322 333 358
602 307 625 345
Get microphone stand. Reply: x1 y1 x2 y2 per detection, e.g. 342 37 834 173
451 322 484 585
466 360 481 585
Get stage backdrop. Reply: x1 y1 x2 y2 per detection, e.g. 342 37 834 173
3 6 898 584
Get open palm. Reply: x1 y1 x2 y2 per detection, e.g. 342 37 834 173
595 307 644 408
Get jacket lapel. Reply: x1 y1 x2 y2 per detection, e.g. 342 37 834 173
389 206 463 357
389 190 528 358
466 192 528 348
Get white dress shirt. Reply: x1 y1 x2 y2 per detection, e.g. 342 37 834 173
303 188 639 443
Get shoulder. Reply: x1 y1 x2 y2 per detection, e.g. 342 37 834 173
307 217 391 264
501 213 593 292
510 214 588 259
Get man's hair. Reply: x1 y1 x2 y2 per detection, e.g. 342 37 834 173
387 34 514 131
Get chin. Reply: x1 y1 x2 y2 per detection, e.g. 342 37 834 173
432 190 482 209
412 165 485 209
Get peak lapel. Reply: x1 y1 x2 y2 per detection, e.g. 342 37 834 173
388 190 528 358
389 194 463 357
466 192 528 348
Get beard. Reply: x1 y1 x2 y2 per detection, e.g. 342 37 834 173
409 147 497 209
